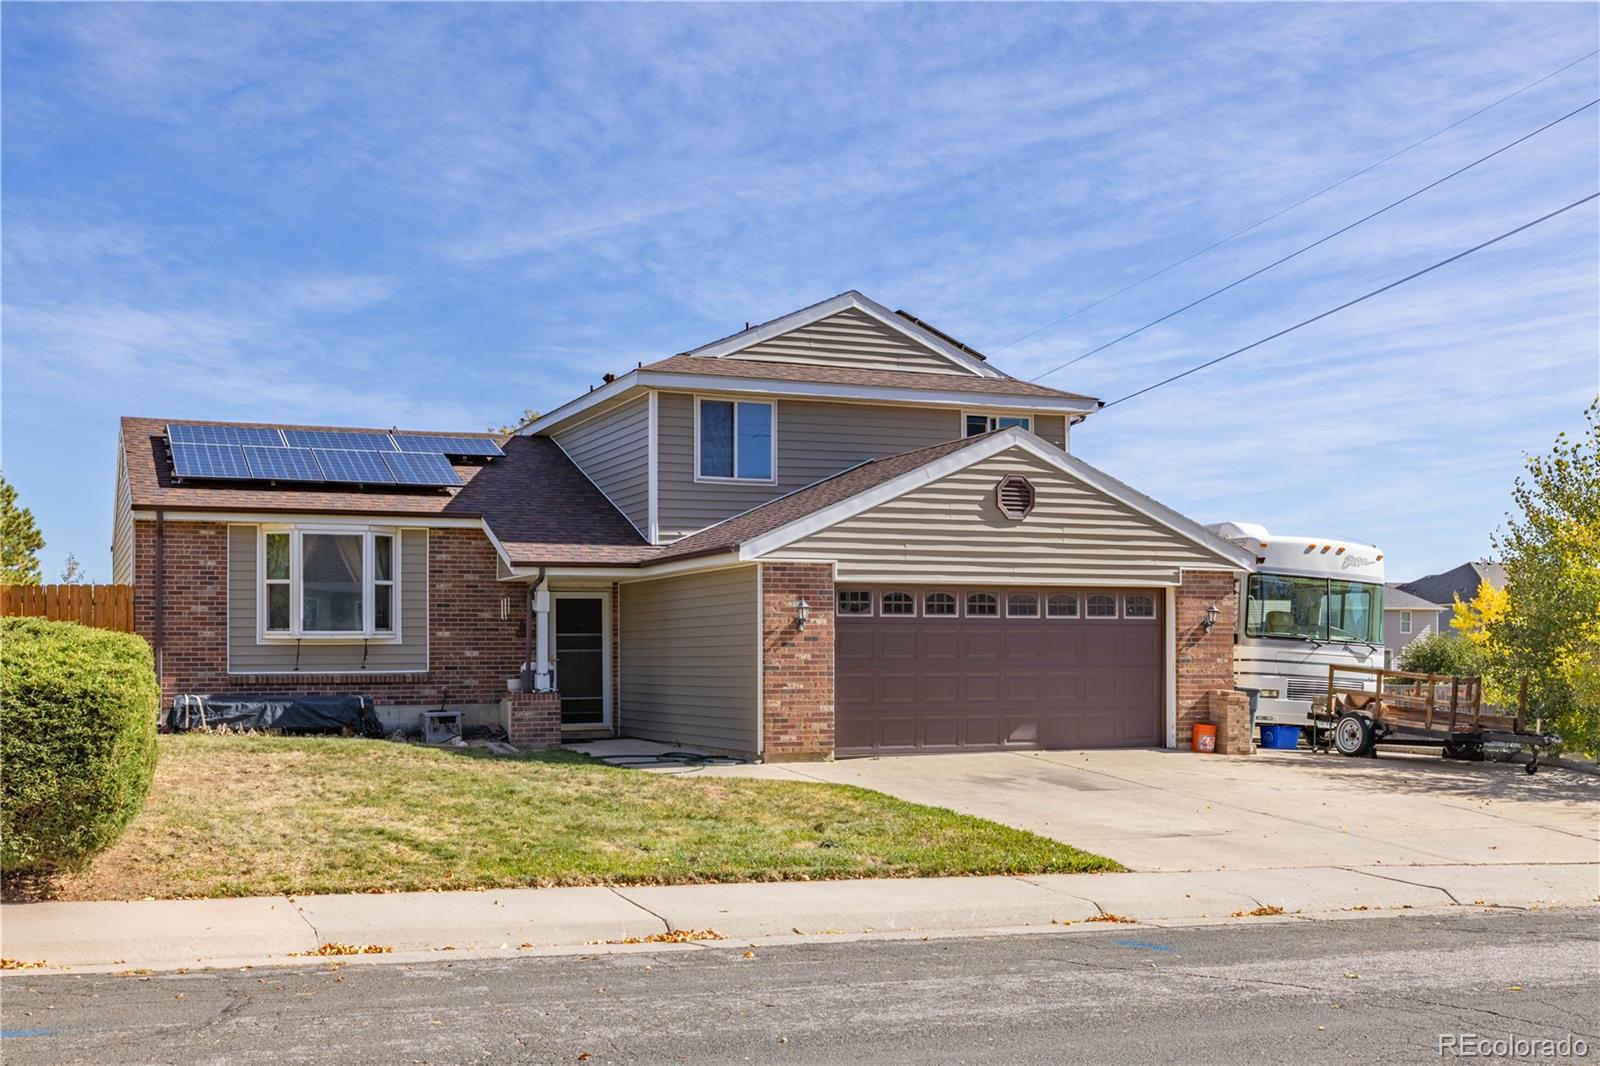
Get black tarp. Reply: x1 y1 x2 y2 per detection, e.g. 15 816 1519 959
168 694 383 736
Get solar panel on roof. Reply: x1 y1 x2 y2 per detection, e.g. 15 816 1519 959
380 450 462 487
242 446 324 482
170 441 251 480
282 429 396 451
312 448 395 484
168 423 285 447
393 434 504 458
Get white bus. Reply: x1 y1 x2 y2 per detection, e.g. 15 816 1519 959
1205 522 1386 736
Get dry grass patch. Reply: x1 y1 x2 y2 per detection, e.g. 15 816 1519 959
38 735 1119 900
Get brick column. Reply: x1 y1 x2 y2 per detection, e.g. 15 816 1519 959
760 563 834 761
1176 570 1238 749
502 691 561 748
1208 689 1253 755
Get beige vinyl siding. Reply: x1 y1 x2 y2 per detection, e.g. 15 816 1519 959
618 566 758 754
770 447 1231 585
111 447 135 584
228 526 429 674
549 394 650 536
1034 414 1067 450
657 393 959 540
731 308 969 375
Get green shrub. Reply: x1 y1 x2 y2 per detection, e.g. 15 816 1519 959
2 617 159 875
1396 630 1486 677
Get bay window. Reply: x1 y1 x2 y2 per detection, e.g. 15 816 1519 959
260 526 400 640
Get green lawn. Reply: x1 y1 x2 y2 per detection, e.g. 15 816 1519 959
47 735 1119 900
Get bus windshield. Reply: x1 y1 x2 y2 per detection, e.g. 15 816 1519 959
1246 574 1383 645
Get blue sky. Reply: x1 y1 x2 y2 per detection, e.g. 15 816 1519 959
3 2 1596 583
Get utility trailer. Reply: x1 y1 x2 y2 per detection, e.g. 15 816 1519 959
1310 666 1559 773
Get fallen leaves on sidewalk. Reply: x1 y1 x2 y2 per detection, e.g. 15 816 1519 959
0 958 46 970
1085 912 1136 924
291 943 393 957
607 929 725 945
1232 905 1287 917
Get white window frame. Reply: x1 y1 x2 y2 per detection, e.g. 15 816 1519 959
1046 592 1079 619
1085 593 1119 619
837 588 874 617
961 411 1031 438
965 591 1000 617
1006 591 1041 618
879 590 918 618
257 524 402 643
1400 611 1412 634
1123 593 1157 620
694 395 777 484
922 591 959 619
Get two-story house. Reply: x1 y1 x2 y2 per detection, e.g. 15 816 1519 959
111 291 1253 759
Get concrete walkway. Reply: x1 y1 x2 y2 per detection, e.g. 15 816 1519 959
4 861 1596 974
575 742 1600 872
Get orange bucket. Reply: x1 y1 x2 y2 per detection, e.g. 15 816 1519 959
1192 723 1217 753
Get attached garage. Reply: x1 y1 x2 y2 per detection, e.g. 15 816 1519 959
835 586 1163 755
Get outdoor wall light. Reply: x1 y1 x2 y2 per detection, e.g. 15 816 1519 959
796 596 811 630
1202 603 1220 632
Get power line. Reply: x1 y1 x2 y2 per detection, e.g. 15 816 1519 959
1097 191 1598 410
993 48 1600 356
1027 96 1598 383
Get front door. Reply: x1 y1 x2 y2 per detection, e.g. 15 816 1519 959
554 594 608 727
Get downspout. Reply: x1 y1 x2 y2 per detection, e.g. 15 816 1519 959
522 567 544 692
154 510 166 685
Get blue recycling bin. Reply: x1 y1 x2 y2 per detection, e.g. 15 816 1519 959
1259 724 1301 750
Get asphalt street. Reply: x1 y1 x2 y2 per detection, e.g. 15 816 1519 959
3 910 1596 1065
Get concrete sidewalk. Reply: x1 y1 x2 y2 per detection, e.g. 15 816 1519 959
4 861 1595 974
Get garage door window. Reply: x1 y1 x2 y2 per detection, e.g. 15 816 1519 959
1046 593 1078 618
838 590 873 615
881 591 916 616
1006 592 1039 617
1086 594 1117 618
966 592 998 617
924 592 957 616
1124 594 1156 619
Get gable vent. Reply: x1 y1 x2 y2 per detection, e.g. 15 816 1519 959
995 475 1036 520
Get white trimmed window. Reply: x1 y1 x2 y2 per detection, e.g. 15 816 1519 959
1006 592 1039 617
881 591 917 616
1400 611 1412 634
837 589 873 615
924 592 957 616
259 526 399 641
964 413 1030 437
1046 593 1078 618
1124 594 1156 619
966 592 999 617
697 397 775 482
1086 594 1117 618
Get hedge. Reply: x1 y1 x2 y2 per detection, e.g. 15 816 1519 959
2 617 160 875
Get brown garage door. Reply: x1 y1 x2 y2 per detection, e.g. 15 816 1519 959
835 587 1162 756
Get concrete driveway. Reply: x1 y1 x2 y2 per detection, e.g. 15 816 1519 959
635 746 1600 872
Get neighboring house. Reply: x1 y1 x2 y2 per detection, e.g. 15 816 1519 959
1397 561 1506 642
112 290 1254 760
1381 584 1444 666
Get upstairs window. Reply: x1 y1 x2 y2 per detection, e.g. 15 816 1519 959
260 526 399 640
1400 611 1412 634
965 414 1030 437
698 398 774 481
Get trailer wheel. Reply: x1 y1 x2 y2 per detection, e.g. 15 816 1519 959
1525 753 1539 775
1333 714 1374 757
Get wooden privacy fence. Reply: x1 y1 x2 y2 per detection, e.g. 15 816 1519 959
1 584 135 633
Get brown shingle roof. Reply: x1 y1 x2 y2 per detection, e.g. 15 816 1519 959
641 355 1098 404
655 433 998 562
120 417 651 564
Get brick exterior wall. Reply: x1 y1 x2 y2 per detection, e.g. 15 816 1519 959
1175 569 1240 749
1208 689 1253 755
134 519 527 708
503 691 561 748
760 563 835 761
